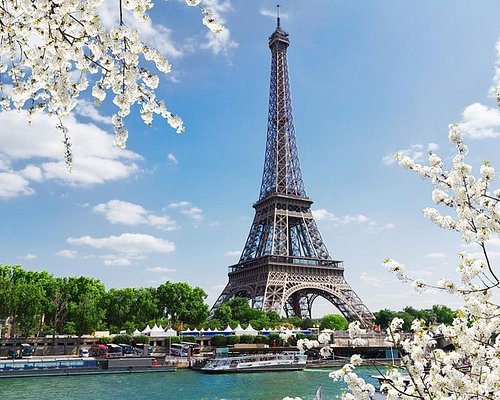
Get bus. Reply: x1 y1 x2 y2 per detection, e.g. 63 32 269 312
170 343 190 357
118 344 134 356
89 344 108 358
106 344 123 358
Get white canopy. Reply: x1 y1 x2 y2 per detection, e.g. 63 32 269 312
132 329 142 337
243 324 258 336
150 324 166 337
234 324 245 336
223 325 233 333
164 328 177 337
141 325 152 334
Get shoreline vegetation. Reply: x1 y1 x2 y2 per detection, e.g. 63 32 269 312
0 264 456 342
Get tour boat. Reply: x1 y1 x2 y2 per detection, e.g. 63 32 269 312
200 352 307 373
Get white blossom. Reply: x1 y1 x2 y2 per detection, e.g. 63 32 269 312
0 0 224 168
383 258 406 280
318 332 331 344
412 279 427 293
331 120 500 399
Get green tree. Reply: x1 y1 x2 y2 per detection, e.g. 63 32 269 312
0 265 46 336
112 334 132 344
71 292 104 339
319 314 348 331
213 303 233 326
103 287 159 332
374 309 397 329
210 335 226 347
65 276 106 346
156 282 209 326
217 297 278 329
431 305 455 325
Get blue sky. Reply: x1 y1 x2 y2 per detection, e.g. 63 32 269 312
1 0 500 316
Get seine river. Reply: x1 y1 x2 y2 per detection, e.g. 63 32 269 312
0 367 380 400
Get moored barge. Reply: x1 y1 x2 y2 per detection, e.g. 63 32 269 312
0 357 175 378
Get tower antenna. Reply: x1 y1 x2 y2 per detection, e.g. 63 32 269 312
276 4 280 28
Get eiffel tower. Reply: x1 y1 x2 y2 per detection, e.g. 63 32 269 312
212 15 374 327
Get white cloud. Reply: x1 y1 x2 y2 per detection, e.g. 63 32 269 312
366 221 396 233
313 208 395 234
202 27 238 55
312 209 369 225
93 199 178 231
200 0 238 55
75 99 112 125
67 233 175 256
19 253 37 260
0 111 142 198
0 171 34 198
169 201 191 208
20 165 43 182
225 250 241 257
381 143 438 166
459 238 500 261
103 258 132 266
426 252 447 258
145 266 176 273
167 153 178 165
169 201 204 222
312 209 336 221
428 143 440 152
56 249 80 258
459 102 500 139
259 7 289 20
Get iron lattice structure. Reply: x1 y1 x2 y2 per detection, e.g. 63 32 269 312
212 20 374 327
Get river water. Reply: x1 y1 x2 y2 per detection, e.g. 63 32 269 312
0 367 380 400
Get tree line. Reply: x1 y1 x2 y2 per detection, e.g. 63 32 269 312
0 265 209 337
0 265 455 338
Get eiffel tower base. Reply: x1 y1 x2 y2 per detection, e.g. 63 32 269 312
212 256 374 328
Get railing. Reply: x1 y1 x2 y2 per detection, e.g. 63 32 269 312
229 256 343 273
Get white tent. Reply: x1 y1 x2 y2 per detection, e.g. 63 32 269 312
164 327 177 337
223 325 234 336
243 324 258 336
150 324 166 338
141 325 152 335
234 324 245 336
132 329 142 337
191 328 199 336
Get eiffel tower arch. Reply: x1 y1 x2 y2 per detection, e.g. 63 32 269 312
212 16 374 328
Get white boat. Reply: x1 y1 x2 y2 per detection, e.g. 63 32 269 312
200 353 307 374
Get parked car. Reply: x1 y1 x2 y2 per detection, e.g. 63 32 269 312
79 348 89 357
20 344 33 358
